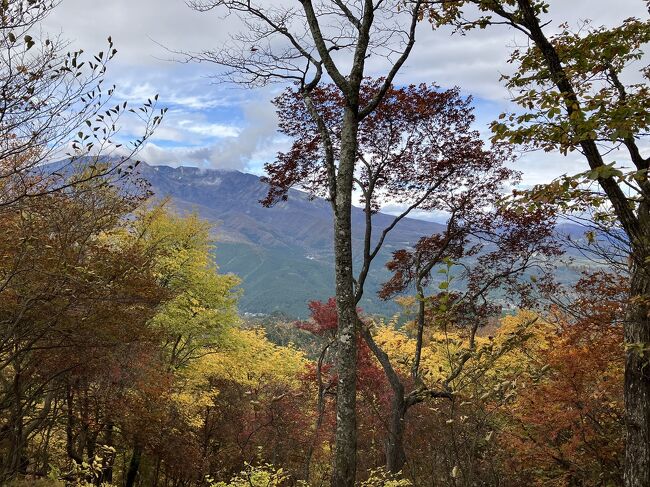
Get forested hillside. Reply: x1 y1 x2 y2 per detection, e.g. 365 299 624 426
139 163 596 318
0 184 627 486
139 163 446 317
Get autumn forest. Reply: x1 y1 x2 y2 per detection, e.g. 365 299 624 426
1 1 649 486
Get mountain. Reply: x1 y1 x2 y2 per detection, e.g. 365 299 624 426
138 163 446 318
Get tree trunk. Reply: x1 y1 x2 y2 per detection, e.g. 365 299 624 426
153 456 161 487
6 411 25 478
331 106 359 487
624 237 650 486
125 442 142 487
362 325 411 476
386 390 407 474
5 359 26 480
412 282 426 381
103 422 114 484
511 3 650 484
65 384 82 465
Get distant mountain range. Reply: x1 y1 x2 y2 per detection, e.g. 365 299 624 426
138 163 450 318
136 163 603 318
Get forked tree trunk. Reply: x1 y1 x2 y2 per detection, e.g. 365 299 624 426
331 107 359 487
386 283 423 474
362 326 412 476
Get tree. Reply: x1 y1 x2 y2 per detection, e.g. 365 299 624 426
137 207 241 370
185 327 308 480
265 80 511 305
295 298 395 483
266 79 557 473
366 203 559 473
0 181 166 481
500 272 626 485
425 2 650 483
296 299 339 482
0 0 165 208
185 2 426 483
265 79 512 482
108 204 241 486
0 182 246 484
370 309 553 485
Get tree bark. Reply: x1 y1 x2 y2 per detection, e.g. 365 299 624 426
65 384 82 465
361 326 412 475
386 389 407 474
624 213 650 486
4 357 27 480
331 106 359 487
125 442 142 487
102 422 114 484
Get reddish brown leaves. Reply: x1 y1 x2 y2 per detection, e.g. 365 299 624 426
296 298 339 337
263 79 513 213
501 272 627 485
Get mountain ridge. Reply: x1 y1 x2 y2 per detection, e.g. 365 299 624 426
137 162 446 317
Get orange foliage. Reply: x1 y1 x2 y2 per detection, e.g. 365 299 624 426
500 272 626 486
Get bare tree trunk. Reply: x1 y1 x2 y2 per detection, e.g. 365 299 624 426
331 107 359 487
412 283 426 382
103 422 114 484
361 326 411 476
386 281 422 474
153 456 161 487
7 407 25 478
38 405 57 477
304 343 332 482
5 358 27 480
65 384 82 465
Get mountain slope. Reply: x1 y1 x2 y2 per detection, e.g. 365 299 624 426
138 163 445 317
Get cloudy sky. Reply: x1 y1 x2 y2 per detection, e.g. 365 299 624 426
44 0 647 189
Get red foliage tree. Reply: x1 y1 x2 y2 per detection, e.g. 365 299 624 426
265 79 547 475
264 80 516 307
500 271 627 485
296 299 393 482
372 202 560 472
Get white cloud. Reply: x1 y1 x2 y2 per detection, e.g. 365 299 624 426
178 120 240 138
42 0 648 184
137 95 282 171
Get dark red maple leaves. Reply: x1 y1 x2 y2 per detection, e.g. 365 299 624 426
262 79 512 213
296 298 339 338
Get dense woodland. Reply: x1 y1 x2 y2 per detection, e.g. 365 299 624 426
0 0 649 486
